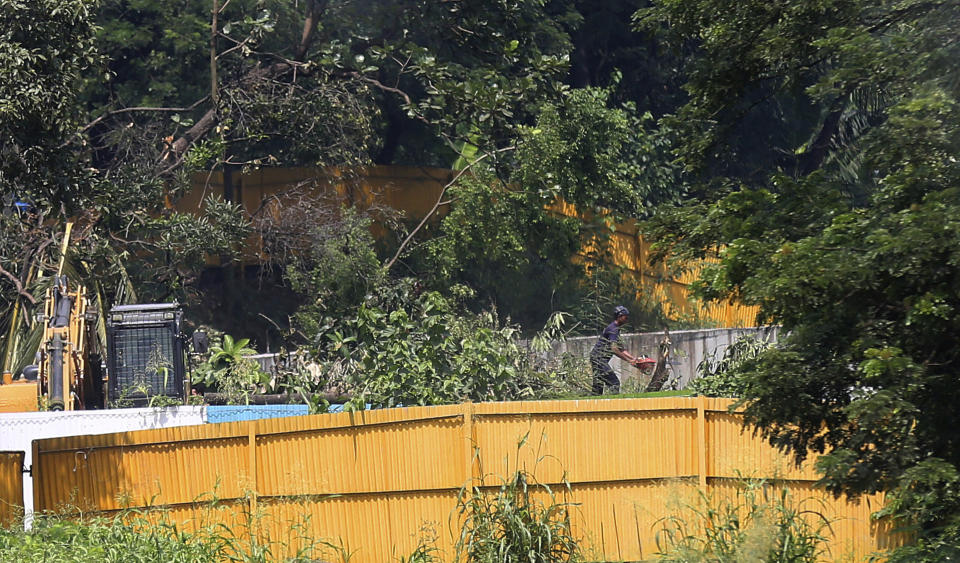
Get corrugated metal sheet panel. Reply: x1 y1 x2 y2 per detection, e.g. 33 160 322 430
706 409 817 481
0 451 23 527
472 399 698 485
565 478 700 561
2 406 206 520
32 398 902 561
34 422 250 512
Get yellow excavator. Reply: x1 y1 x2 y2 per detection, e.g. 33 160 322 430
35 274 102 410
27 223 102 410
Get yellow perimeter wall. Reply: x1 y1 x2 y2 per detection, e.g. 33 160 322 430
34 398 901 561
179 166 759 327
0 452 23 527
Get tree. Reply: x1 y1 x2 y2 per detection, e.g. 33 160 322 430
0 0 101 375
70 0 716 342
75 1 594 335
1 0 98 214
639 0 960 556
399 86 680 330
0 0 251 381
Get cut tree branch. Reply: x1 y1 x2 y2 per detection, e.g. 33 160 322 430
162 0 329 169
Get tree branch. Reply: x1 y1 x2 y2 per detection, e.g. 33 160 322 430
296 0 329 60
385 147 514 270
0 264 37 305
162 1 329 169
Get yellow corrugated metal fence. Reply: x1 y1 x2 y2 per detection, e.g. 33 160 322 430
33 398 902 561
0 451 24 528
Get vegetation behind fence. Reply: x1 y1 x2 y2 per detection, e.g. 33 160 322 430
28 398 901 561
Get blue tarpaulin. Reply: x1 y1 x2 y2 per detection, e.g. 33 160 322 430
205 404 309 424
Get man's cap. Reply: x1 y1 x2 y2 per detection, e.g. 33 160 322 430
613 305 630 318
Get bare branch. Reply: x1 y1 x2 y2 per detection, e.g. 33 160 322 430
348 72 420 118
385 146 515 270
0 264 37 305
60 98 210 151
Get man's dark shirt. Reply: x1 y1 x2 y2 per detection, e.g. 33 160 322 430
590 321 620 363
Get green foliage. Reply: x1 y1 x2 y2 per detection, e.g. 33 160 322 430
689 334 774 398
309 280 590 409
0 504 347 563
455 471 580 563
110 194 251 302
639 0 960 556
420 170 584 329
192 333 269 404
284 206 387 333
0 513 222 562
0 0 100 211
208 334 256 366
418 85 682 331
654 480 832 563
877 457 960 562
515 87 680 216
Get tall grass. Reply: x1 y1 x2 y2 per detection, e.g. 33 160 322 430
0 512 223 562
454 470 580 563
452 430 581 563
653 479 834 563
0 496 350 563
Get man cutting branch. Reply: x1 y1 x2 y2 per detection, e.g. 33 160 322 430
590 305 655 394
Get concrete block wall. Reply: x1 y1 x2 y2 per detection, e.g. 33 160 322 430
552 326 780 390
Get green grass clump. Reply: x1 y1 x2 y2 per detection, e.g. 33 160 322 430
0 513 223 562
653 479 833 563
455 470 581 563
0 506 340 563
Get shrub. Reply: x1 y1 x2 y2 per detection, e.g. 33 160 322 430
310 279 591 409
0 502 346 563
455 471 580 563
689 334 774 398
192 333 270 404
0 514 222 562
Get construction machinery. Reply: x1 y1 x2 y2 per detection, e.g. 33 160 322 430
1 223 191 411
32 281 189 410
35 275 102 410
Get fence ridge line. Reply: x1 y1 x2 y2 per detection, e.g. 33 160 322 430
36 434 248 455
248 420 257 516
697 396 708 489
32 472 832 518
256 413 464 440
471 407 700 419
34 413 466 455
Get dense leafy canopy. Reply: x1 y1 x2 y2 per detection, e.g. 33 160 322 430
640 0 960 555
0 0 99 211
